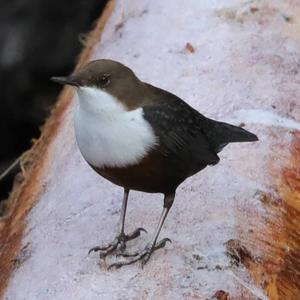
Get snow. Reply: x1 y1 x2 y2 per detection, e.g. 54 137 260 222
227 109 300 130
4 0 300 299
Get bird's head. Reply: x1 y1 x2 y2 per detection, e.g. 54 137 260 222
51 59 143 110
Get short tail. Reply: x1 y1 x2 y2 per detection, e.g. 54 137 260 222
203 118 258 153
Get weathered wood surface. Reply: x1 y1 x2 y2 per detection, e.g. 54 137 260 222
1 1 300 299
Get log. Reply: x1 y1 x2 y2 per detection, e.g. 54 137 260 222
1 1 300 299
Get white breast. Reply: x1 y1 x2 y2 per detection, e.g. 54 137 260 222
74 87 157 168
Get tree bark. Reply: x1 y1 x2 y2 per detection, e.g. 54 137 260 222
1 1 300 299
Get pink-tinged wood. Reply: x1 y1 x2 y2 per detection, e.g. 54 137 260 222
1 1 300 299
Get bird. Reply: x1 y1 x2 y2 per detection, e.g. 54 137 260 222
51 59 258 269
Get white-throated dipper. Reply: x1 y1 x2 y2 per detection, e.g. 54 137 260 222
51 59 258 269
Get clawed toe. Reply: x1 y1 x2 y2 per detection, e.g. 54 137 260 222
88 245 111 254
116 237 171 258
89 243 119 258
88 227 147 258
125 227 147 241
154 238 172 250
116 251 139 258
108 237 171 269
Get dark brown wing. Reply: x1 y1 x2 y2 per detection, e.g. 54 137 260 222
142 98 220 171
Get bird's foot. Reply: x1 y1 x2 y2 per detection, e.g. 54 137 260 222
88 227 147 258
108 237 171 269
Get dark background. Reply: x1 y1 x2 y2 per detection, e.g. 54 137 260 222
0 0 108 201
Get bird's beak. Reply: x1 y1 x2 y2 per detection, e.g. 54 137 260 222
50 76 80 87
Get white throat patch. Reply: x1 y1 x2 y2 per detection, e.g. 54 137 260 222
74 87 157 168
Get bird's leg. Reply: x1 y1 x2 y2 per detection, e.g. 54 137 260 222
88 189 146 258
109 193 175 269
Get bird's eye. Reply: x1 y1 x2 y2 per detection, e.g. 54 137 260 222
99 74 111 87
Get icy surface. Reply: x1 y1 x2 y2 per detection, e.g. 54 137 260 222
5 0 300 299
